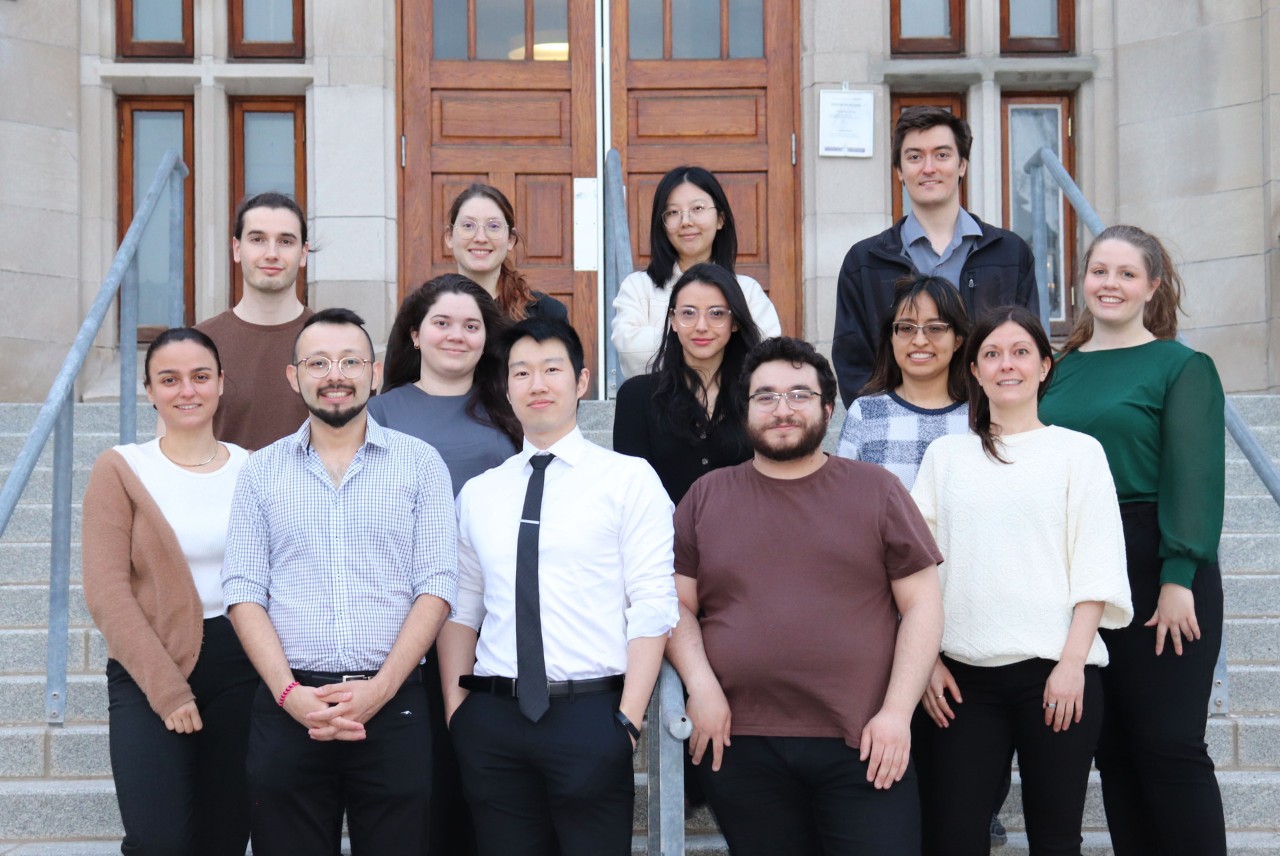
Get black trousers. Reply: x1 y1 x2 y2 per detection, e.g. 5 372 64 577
914 656 1102 856
1095 502 1226 856
106 615 257 856
695 735 921 856
245 671 432 856
422 644 477 856
450 688 635 856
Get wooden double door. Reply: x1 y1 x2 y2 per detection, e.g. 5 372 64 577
400 0 799 385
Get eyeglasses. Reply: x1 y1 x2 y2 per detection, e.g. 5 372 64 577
453 219 510 239
672 306 731 328
661 204 717 227
748 389 822 410
295 357 372 379
891 321 953 341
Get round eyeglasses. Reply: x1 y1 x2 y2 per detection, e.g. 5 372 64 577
748 389 822 410
661 204 717 228
891 322 953 342
672 306 732 328
295 357 372 379
453 219 510 239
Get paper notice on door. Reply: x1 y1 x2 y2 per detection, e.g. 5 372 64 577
819 90 874 158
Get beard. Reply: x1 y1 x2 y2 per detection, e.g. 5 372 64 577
747 413 829 462
306 383 366 429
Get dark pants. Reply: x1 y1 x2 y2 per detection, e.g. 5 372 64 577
450 689 635 856
422 645 477 856
695 735 921 856
106 615 257 856
246 671 432 856
1095 503 1226 856
914 656 1102 856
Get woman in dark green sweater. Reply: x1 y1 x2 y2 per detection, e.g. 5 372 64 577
1039 224 1226 856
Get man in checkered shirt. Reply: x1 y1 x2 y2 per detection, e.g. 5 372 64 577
223 307 458 856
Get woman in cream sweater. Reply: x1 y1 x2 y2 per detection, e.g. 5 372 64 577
83 327 255 855
910 306 1133 856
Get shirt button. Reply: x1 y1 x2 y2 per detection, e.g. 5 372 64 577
701 458 709 466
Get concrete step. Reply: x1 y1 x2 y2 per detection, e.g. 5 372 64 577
0 725 111 778
1228 459 1277 496
0 435 126 474
1224 496 1280 533
0 628 104 676
1226 575 1280 616
1226 618 1280 663
1230 396 1280 426
1228 666 1280 715
1221 536 1280 574
1227 427 1280 462
0 469 92 507
0 543 82 586
0 506 83 545
0 585 90 629
0 676 107 725
0 404 156 436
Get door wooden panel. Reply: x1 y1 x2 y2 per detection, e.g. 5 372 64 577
611 0 799 336
400 0 598 381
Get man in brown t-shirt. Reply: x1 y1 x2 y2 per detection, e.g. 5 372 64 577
668 337 944 856
193 192 313 450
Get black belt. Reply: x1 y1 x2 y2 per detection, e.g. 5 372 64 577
459 674 624 699
292 668 421 688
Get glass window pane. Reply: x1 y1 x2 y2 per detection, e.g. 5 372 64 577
532 0 568 59
476 0 526 60
133 0 183 42
672 0 720 59
1007 105 1065 322
243 0 293 43
629 0 662 59
899 0 950 39
244 113 296 199
728 0 763 58
132 111 184 327
1008 0 1058 38
434 0 468 59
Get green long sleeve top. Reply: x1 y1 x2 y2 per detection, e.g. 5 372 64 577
1038 338 1225 589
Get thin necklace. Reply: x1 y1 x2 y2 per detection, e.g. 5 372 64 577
159 437 219 468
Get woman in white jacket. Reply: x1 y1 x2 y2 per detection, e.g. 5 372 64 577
611 166 781 379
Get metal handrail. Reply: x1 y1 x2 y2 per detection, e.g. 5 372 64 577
0 149 188 723
602 148 631 398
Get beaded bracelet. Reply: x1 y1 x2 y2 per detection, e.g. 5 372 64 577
278 680 301 707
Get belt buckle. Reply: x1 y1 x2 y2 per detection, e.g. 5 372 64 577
341 674 371 683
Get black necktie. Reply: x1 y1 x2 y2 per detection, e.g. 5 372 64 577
516 453 554 722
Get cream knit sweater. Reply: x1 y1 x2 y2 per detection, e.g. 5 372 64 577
911 426 1133 668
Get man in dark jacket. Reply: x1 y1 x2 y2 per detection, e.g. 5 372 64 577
832 107 1038 406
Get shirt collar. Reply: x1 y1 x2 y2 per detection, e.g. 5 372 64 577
287 411 389 457
518 426 588 469
901 208 983 247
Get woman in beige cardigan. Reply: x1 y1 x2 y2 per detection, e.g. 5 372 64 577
83 327 255 856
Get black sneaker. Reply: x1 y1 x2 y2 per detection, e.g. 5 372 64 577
990 813 1008 847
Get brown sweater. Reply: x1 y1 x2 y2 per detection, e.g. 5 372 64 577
82 450 204 718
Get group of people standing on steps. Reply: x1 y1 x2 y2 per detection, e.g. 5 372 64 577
80 104 1226 856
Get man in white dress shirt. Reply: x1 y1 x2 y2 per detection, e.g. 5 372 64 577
440 316 679 856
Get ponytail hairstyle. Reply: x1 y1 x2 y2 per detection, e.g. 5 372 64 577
862 273 971 401
1061 224 1184 354
650 263 762 443
645 166 739 288
445 184 536 321
381 273 522 449
965 306 1054 464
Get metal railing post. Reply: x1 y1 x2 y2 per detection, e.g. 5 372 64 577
603 149 632 397
646 660 692 855
167 168 185 328
45 387 73 725
1028 166 1051 334
120 256 139 444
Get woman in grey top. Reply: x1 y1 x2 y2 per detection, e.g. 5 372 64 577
371 274 522 497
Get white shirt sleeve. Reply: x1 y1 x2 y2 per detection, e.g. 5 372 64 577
1064 437 1134 630
617 462 679 640
610 270 665 380
450 484 487 632
738 274 783 338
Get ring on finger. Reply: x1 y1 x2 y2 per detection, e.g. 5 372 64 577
1046 702 1058 709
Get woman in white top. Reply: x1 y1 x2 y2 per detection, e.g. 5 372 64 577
83 328 255 855
910 306 1133 856
610 165 781 379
